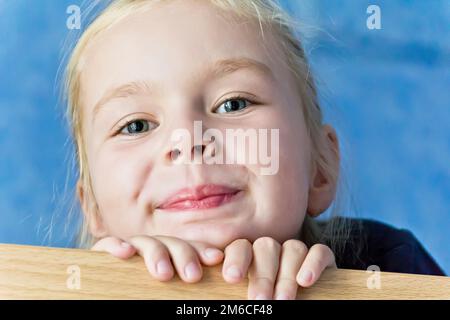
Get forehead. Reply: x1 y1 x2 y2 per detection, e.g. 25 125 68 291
79 0 287 112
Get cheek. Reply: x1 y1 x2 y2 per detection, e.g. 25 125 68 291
89 145 152 235
252 167 309 240
248 110 311 239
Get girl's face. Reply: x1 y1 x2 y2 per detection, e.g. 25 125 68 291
78 0 316 248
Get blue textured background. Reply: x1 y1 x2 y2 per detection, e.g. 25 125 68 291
0 0 448 274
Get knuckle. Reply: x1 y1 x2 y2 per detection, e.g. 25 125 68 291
309 244 335 266
282 239 308 254
253 236 280 250
311 243 334 257
176 240 197 254
187 240 208 250
225 238 251 254
128 234 152 243
232 238 252 249
128 235 152 248
129 236 163 255
163 238 198 260
249 274 275 284
276 276 299 288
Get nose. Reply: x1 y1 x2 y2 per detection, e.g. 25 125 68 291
166 136 216 164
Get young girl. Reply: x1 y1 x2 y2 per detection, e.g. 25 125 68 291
64 0 445 300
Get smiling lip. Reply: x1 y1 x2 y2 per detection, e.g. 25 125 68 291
157 184 242 211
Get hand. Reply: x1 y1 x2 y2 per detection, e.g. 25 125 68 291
221 237 336 300
91 235 224 283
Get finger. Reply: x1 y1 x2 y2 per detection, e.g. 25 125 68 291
222 239 252 283
127 236 175 282
152 235 204 283
296 244 336 287
187 240 224 267
91 236 136 259
248 237 281 300
273 240 308 300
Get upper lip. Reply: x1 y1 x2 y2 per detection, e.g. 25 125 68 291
157 184 241 210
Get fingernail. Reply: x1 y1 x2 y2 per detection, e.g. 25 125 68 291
255 294 269 300
225 265 242 279
275 293 290 300
204 248 222 259
299 270 313 283
184 262 200 280
156 260 172 275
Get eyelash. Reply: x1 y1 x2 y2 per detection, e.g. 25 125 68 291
114 95 255 136
214 94 254 114
114 118 156 136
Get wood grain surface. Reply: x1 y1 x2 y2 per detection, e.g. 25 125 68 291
0 244 449 299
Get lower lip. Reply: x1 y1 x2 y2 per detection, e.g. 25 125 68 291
159 190 243 211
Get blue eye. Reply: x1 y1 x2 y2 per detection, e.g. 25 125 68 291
119 119 157 135
214 96 252 114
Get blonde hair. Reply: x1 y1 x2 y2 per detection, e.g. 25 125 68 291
64 0 358 261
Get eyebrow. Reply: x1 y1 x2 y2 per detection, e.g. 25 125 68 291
91 57 275 121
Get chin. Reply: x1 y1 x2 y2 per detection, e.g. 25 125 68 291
176 222 250 249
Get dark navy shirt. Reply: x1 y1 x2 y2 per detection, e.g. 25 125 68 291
331 218 445 276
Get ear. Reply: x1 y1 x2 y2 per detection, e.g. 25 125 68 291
307 125 340 217
76 179 108 238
